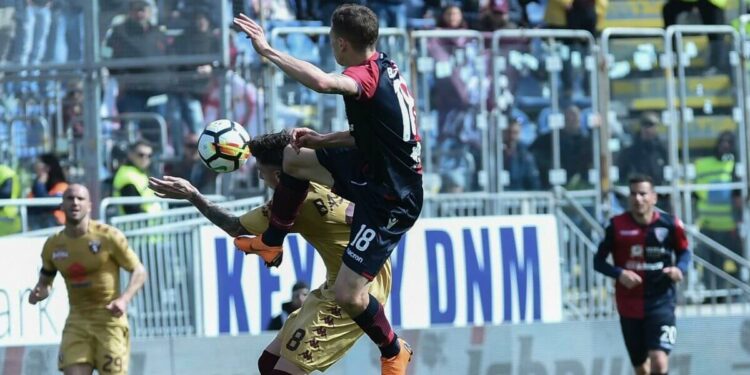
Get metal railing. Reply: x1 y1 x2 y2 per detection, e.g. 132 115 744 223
117 196 264 338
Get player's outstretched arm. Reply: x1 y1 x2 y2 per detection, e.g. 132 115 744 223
233 14 358 96
148 176 250 237
106 263 147 317
28 274 53 305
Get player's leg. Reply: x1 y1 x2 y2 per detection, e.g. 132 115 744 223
260 336 307 374
259 336 282 373
645 305 677 375
619 317 649 375
277 287 364 373
334 189 421 374
62 364 94 375
648 350 669 374
93 325 130 375
59 324 95 375
261 146 333 248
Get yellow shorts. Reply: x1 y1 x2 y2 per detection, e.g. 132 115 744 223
279 273 391 373
58 322 130 374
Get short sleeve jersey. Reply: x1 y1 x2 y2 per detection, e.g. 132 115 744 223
342 52 422 197
598 211 689 318
41 221 141 324
240 183 391 285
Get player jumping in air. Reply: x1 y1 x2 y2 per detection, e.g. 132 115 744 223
149 131 392 375
594 175 692 375
233 5 422 374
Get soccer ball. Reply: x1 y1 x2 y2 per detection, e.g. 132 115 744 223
197 119 251 173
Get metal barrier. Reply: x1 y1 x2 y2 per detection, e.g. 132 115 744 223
99 195 226 224
490 29 601 207
0 197 63 233
109 196 263 230
421 191 556 218
556 209 616 320
115 195 264 337
411 29 488 193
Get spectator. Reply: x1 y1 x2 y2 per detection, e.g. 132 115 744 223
318 0 365 25
28 153 69 229
165 134 218 194
370 0 408 29
477 0 518 31
107 0 168 140
437 3 468 28
251 0 295 21
168 9 218 153
0 0 15 74
531 105 592 189
290 0 317 20
9 0 52 93
544 0 607 34
0 163 20 235
617 112 668 186
503 118 541 190
267 281 310 331
663 0 726 74
45 0 84 64
437 138 477 193
112 140 161 215
694 131 743 288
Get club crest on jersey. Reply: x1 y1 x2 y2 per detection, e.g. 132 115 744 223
88 240 102 254
654 227 669 243
52 248 68 260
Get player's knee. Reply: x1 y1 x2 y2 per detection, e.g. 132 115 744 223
333 285 366 313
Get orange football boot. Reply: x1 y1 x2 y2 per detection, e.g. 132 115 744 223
380 338 413 375
234 235 283 268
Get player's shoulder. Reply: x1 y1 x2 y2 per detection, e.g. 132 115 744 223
91 221 127 242
654 211 683 229
43 230 65 250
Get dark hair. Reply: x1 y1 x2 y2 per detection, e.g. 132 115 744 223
437 5 468 29
129 139 153 152
628 174 654 187
715 130 736 156
248 131 291 168
331 4 379 51
39 153 67 191
292 281 309 293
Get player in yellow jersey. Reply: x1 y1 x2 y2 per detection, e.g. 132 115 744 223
28 184 148 375
148 131 391 375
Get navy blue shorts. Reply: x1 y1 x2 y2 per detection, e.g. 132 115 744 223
316 147 422 280
619 306 676 366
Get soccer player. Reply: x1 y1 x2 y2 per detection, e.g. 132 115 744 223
28 184 148 375
233 5 421 373
148 131 392 375
594 175 692 375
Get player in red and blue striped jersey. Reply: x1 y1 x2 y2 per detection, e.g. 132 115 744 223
595 174 692 375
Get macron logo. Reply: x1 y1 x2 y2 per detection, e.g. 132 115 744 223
387 217 398 230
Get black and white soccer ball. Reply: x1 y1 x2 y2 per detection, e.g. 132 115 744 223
198 119 251 173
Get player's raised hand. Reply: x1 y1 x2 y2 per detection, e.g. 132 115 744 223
290 127 323 152
28 284 49 305
105 298 127 317
233 13 271 57
663 267 683 283
618 270 643 289
148 176 198 201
